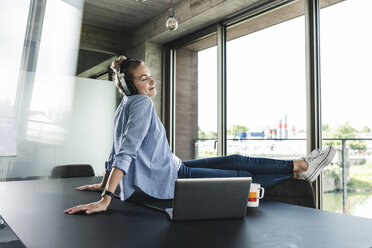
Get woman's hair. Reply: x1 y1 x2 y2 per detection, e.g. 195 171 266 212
111 55 144 95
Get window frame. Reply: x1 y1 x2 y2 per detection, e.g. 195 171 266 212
164 0 323 208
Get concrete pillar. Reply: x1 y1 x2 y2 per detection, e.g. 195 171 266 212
175 48 198 160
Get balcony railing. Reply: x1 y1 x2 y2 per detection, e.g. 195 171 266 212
195 137 372 217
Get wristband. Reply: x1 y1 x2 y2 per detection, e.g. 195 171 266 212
101 190 114 198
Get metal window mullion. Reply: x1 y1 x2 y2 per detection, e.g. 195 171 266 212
217 23 227 156
305 0 322 209
169 49 176 153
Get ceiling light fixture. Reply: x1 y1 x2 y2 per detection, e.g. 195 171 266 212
136 0 146 2
166 0 178 31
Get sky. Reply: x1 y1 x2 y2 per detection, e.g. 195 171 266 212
197 0 372 134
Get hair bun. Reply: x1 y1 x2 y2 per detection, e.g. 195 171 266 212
111 55 127 73
117 55 127 63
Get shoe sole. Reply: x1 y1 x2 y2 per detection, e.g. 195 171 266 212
306 147 336 182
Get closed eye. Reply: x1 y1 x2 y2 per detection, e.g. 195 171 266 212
141 75 152 81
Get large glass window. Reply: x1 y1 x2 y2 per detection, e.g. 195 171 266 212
175 35 217 160
226 2 307 159
320 0 372 218
27 0 82 145
1 0 116 181
0 0 30 159
0 0 30 180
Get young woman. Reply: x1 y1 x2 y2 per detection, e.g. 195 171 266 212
64 56 335 215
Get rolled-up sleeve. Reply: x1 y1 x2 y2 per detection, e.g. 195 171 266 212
105 142 115 172
112 96 153 173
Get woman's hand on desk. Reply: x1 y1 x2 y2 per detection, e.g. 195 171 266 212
66 170 121 215
76 183 104 192
64 197 111 215
75 171 109 192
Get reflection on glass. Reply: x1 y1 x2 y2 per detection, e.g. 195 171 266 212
0 0 30 156
320 0 372 219
27 0 82 144
1 0 117 181
27 74 74 144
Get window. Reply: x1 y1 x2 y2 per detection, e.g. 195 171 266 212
27 0 82 144
226 1 307 159
1 0 116 181
320 0 372 218
0 0 30 157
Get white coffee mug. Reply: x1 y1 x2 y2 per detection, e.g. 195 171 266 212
247 183 265 207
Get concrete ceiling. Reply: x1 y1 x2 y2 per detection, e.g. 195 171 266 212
77 0 344 78
83 0 184 33
80 0 345 52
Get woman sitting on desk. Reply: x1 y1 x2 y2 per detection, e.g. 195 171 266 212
64 56 335 215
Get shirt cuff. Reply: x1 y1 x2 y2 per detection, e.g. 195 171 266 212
105 161 113 171
112 155 133 174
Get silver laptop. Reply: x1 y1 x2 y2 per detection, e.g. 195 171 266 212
166 177 252 221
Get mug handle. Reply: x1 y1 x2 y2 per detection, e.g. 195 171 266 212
258 187 265 199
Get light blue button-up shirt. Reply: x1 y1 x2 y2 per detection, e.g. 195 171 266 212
105 94 178 200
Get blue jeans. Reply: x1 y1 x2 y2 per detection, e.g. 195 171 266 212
177 154 294 188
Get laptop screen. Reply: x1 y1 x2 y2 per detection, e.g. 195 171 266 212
0 215 27 248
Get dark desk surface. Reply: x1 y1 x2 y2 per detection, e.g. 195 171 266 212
1 177 372 248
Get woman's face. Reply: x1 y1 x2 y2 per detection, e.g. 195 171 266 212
132 65 156 97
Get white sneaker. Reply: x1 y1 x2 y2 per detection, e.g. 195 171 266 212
298 148 321 180
300 146 336 182
309 148 321 157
